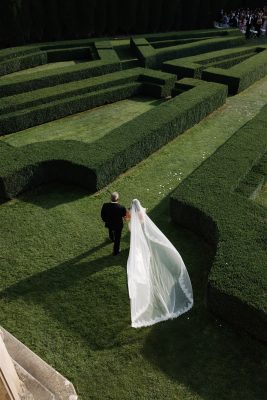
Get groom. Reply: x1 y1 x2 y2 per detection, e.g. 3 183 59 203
101 192 127 255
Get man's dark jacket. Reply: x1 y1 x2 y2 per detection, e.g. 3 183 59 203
101 202 126 230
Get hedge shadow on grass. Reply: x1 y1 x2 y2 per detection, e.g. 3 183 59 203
170 104 267 343
0 244 130 351
18 182 89 209
0 79 227 200
141 197 267 400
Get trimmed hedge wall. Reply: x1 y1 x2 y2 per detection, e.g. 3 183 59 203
131 33 245 68
202 46 267 94
0 68 176 134
170 106 267 342
0 40 99 77
163 45 267 94
0 41 124 94
0 78 227 199
163 46 259 79
0 51 48 77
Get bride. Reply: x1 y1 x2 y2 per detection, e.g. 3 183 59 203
126 199 193 328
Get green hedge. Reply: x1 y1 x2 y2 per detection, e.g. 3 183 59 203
144 29 235 42
0 68 176 134
0 79 227 199
0 46 39 62
0 41 124 97
0 83 144 135
0 51 48 77
170 106 267 342
0 68 143 115
236 152 267 199
46 46 94 63
202 46 267 94
0 41 96 77
131 34 245 69
151 37 211 49
163 46 259 80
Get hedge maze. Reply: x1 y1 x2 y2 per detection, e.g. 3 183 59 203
163 44 267 94
170 106 267 342
0 28 267 345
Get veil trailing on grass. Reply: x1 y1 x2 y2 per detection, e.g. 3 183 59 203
127 199 193 328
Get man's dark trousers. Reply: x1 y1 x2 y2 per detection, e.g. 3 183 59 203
101 202 126 255
109 227 122 255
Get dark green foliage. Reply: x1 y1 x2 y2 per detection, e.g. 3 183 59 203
29 0 45 42
106 0 119 35
0 79 226 199
162 45 262 83
202 46 267 94
236 152 267 199
46 47 94 63
0 68 176 134
136 0 150 34
0 42 123 96
148 0 163 32
155 36 245 66
58 0 78 39
94 0 108 36
170 107 267 342
0 83 143 135
163 45 267 94
118 0 138 33
160 0 180 31
0 51 48 77
130 38 157 68
1 0 264 47
131 34 244 69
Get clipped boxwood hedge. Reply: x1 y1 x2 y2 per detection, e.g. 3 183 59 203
131 34 245 69
202 46 267 94
170 106 267 342
0 41 124 97
144 28 237 42
0 79 227 199
162 46 259 79
0 51 48 77
0 68 176 134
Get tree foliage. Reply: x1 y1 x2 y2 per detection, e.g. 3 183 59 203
0 0 266 47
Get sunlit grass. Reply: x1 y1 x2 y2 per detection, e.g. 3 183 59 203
255 184 267 208
0 96 164 147
1 76 267 400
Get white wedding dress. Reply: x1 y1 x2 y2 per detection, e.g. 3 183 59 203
127 199 193 328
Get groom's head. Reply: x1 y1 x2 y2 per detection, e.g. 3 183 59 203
111 192 119 202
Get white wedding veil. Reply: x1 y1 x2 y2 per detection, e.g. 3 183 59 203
127 199 193 328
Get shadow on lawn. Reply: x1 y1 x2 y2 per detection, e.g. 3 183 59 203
19 183 90 209
142 198 267 400
0 244 130 350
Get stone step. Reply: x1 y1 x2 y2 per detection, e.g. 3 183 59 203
1 327 78 400
13 360 55 400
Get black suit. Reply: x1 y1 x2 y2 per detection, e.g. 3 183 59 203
101 202 126 254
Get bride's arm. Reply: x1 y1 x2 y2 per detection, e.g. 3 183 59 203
124 209 131 222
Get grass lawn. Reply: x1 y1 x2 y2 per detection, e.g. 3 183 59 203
0 96 165 147
256 184 267 208
1 77 267 399
0 61 85 79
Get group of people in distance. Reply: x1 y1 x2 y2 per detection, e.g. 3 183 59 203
101 192 193 328
215 6 267 38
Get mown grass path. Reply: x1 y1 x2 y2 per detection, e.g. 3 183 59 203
256 184 267 208
0 96 164 146
1 76 267 399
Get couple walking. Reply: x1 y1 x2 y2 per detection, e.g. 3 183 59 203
101 192 193 328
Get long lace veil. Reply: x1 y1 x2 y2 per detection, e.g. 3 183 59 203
127 199 193 328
